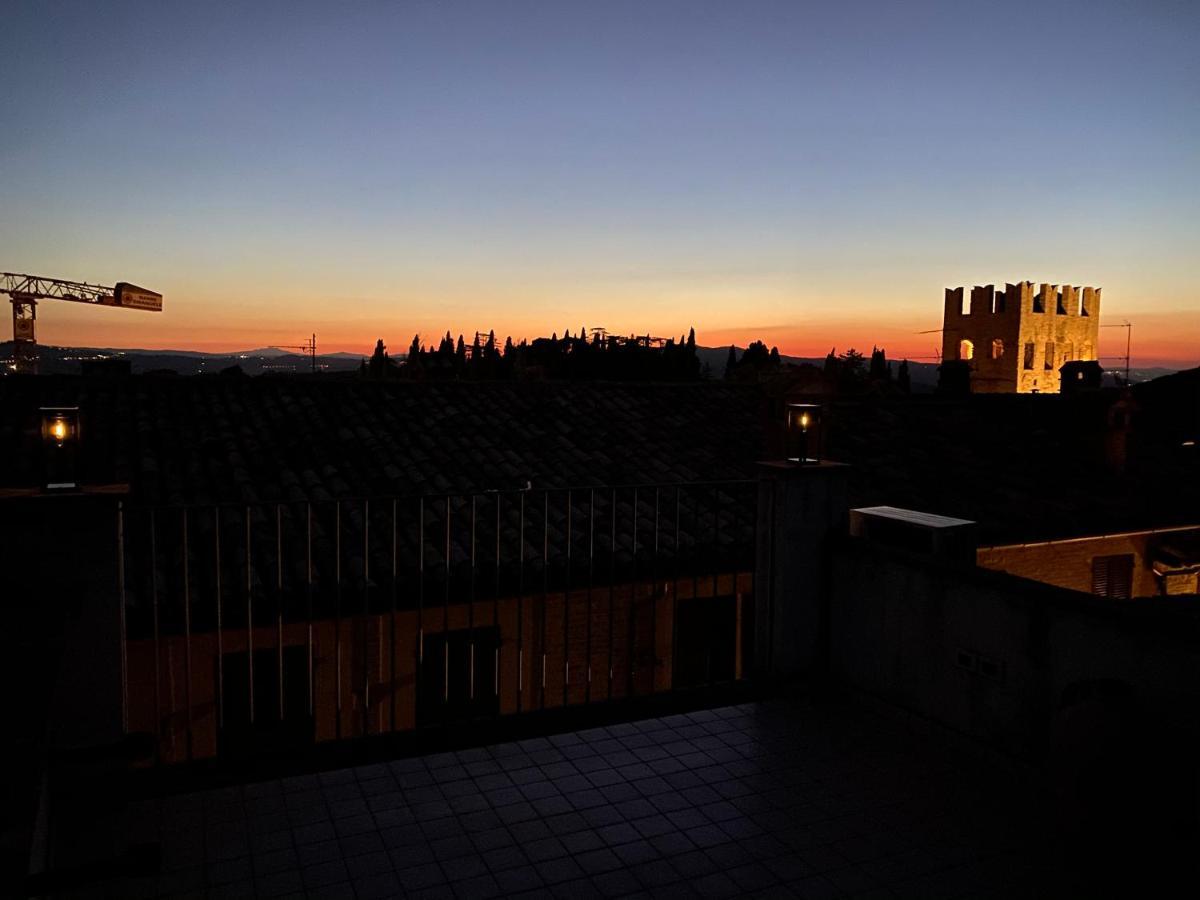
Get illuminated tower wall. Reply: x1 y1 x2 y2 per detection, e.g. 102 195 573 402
942 282 1102 393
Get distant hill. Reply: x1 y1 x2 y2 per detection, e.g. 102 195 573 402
0 343 366 376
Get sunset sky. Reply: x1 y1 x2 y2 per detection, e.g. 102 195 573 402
2 0 1197 367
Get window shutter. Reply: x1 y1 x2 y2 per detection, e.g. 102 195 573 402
1092 554 1134 599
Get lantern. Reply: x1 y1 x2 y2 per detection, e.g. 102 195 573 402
40 406 80 489
785 402 822 464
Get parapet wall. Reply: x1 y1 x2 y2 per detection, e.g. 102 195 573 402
830 537 1200 774
944 282 1101 319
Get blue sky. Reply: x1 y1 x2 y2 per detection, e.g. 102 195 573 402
2 0 1197 363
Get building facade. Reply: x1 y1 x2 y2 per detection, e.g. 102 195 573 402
978 526 1200 599
943 282 1101 393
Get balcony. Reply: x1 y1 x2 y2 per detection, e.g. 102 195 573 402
11 465 1200 897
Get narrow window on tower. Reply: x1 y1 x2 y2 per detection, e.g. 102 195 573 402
1023 342 1035 370
991 339 1004 360
1044 342 1055 370
958 339 974 361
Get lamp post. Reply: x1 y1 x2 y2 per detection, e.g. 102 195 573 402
786 402 822 465
40 406 80 490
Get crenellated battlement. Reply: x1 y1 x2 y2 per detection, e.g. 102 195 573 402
944 281 1101 318
942 280 1102 393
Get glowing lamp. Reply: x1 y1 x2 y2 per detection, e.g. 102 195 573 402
786 402 822 464
40 406 80 489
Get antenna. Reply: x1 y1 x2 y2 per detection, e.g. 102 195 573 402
1101 321 1132 384
277 334 318 373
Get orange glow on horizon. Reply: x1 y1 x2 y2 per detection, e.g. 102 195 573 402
24 292 1200 371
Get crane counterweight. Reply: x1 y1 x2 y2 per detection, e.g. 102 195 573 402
1 271 162 374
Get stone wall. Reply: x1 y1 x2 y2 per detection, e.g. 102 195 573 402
979 528 1200 598
943 282 1101 393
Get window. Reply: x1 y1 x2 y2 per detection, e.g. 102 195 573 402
1033 294 1045 313
990 339 1004 360
1023 342 1035 370
958 339 974 361
1062 342 1074 363
1092 554 1134 599
1044 342 1055 370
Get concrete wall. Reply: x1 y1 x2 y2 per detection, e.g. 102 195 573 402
754 461 849 677
829 538 1200 775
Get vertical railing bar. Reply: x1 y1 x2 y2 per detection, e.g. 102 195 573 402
494 494 501 701
149 509 161 758
416 498 424 726
628 487 638 699
671 487 681 692
333 500 341 740
709 485 720 688
363 498 371 737
540 491 549 711
586 488 594 704
276 505 284 724
215 510 224 730
563 489 572 707
691 490 705 686
443 497 451 712
766 484 776 675
607 487 616 702
517 491 525 713
305 503 313 719
747 481 758 683
468 495 477 705
117 502 129 736
390 499 397 733
182 508 193 763
245 505 254 726
651 487 659 694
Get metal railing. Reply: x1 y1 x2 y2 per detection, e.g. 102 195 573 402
116 481 759 764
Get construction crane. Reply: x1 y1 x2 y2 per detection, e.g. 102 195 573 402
1 272 162 374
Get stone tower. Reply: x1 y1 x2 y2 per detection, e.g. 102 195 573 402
941 282 1101 393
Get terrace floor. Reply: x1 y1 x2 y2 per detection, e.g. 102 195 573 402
58 697 1065 899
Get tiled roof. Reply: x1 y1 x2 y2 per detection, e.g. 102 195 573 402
0 377 769 505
